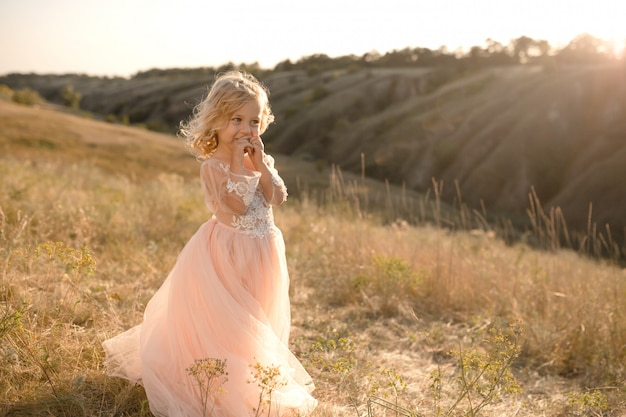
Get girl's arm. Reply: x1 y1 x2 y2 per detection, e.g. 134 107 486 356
246 136 287 206
255 156 287 206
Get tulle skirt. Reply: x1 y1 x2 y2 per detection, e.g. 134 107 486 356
102 218 317 416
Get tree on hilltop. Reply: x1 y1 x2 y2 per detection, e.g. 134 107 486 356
61 85 82 109
558 33 612 63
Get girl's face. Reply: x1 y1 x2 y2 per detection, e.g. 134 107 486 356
216 99 262 154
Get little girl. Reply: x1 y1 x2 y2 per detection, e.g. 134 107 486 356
103 71 317 416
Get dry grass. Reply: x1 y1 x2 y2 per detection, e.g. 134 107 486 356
2 101 626 416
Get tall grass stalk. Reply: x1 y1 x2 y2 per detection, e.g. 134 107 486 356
305 165 625 263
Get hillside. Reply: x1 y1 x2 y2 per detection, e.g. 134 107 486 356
266 65 626 246
0 99 415 213
2 63 625 251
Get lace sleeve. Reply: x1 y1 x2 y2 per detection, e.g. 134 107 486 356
264 154 288 205
226 173 259 206
201 160 260 215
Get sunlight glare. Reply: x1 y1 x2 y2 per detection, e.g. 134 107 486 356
611 38 626 59
585 1 626 58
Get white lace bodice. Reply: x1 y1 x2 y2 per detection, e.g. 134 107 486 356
200 156 287 239
226 175 276 238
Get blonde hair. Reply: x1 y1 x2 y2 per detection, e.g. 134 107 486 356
179 70 274 160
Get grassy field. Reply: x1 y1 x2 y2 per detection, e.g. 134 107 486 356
1 100 626 416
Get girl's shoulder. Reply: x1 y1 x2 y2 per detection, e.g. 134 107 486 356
202 157 229 170
200 158 230 182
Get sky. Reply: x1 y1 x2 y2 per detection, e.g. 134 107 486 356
1 0 625 77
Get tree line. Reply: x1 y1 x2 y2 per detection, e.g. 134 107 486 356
132 33 624 80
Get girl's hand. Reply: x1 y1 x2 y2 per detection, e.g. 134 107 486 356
246 135 265 169
230 137 250 172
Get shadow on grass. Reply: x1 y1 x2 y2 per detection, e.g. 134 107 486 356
0 376 151 417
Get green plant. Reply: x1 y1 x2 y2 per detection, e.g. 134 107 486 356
248 361 287 417
566 389 608 415
366 368 414 417
33 241 96 277
430 321 523 416
0 84 13 101
352 254 422 316
0 304 23 340
12 87 44 106
308 333 357 376
186 358 229 417
306 333 364 414
61 85 82 109
0 240 97 401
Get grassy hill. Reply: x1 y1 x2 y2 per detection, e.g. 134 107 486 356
0 99 421 213
2 63 625 257
2 99 626 416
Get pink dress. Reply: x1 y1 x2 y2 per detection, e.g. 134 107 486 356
102 154 317 417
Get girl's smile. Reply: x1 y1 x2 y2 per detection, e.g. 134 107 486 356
216 100 262 154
